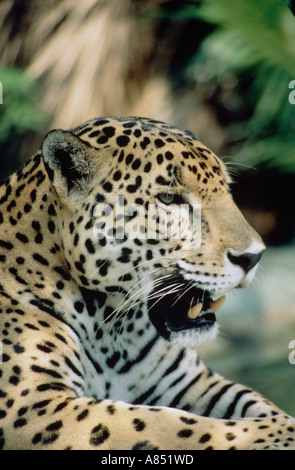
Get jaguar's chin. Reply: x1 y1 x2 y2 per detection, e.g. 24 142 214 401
148 285 225 346
168 322 219 348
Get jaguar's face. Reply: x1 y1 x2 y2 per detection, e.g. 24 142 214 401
135 140 264 345
42 117 265 346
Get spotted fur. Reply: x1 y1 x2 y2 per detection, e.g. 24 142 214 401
0 117 294 450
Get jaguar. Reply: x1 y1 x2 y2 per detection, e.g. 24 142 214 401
0 116 294 450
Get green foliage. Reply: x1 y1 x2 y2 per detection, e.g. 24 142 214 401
174 0 295 172
0 65 46 142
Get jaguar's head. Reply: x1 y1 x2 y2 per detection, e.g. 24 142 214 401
42 116 264 346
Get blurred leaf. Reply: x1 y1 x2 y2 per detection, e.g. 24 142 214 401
173 0 295 173
233 136 295 172
0 65 46 142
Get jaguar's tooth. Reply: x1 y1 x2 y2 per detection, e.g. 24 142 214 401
187 302 203 320
210 295 226 312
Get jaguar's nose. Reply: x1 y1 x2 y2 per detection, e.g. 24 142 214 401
227 250 264 274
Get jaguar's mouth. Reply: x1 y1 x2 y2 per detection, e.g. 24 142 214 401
148 285 226 340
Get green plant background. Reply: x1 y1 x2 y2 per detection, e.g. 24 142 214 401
0 66 46 179
166 0 295 173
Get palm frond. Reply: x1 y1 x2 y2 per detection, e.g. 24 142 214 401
176 0 295 172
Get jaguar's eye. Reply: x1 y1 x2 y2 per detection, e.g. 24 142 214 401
157 193 184 205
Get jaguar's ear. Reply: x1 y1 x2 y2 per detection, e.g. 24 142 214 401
42 129 97 199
